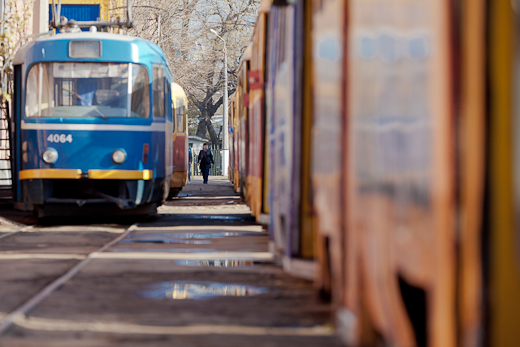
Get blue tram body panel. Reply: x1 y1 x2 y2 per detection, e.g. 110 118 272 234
21 127 156 173
11 32 174 216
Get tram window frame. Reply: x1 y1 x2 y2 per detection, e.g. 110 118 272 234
172 98 176 131
176 98 185 133
152 65 165 118
24 62 151 119
165 78 172 120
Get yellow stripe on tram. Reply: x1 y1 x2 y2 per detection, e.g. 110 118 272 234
19 169 82 180
88 170 152 180
18 169 153 180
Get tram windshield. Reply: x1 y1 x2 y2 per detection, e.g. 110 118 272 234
25 63 150 119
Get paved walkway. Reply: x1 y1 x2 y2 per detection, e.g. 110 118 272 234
0 176 344 346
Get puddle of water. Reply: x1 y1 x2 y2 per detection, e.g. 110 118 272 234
141 281 267 300
120 239 212 245
174 259 262 267
110 248 219 253
119 231 265 245
184 215 253 221
127 232 263 240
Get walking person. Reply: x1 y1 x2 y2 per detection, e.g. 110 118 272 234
188 147 192 183
198 143 214 184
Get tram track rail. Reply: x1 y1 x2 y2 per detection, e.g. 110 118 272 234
0 223 139 336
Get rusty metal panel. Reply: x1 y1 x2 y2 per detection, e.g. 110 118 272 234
266 4 297 257
237 51 251 200
347 0 455 346
490 0 520 346
299 0 315 259
311 0 345 309
457 1 486 346
248 9 269 219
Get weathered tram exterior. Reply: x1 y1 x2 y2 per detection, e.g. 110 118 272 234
489 0 520 345
247 1 269 221
310 0 346 303
231 0 315 275
231 0 520 345
236 45 252 201
345 0 455 345
10 29 176 217
228 92 237 186
169 83 189 197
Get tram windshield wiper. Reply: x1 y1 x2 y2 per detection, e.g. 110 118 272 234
63 90 108 120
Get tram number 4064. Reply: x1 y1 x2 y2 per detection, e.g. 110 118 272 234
47 134 73 143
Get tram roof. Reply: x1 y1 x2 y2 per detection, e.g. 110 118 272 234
172 83 188 101
13 32 168 67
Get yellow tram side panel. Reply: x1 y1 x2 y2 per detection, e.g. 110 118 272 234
458 0 486 345
299 0 314 259
260 0 271 216
238 45 252 204
346 0 456 346
232 95 241 193
257 1 271 217
249 5 269 221
171 84 189 189
489 1 520 346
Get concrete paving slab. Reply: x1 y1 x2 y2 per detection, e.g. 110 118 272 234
0 176 344 346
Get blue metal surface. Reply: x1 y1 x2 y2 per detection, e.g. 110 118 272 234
22 127 159 174
49 4 100 22
49 4 100 31
16 34 168 68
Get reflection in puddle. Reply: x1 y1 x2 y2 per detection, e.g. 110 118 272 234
183 215 252 221
141 281 267 300
119 232 265 246
174 259 259 267
121 239 212 245
111 248 219 253
127 232 262 240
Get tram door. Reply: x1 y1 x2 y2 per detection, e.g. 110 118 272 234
10 65 22 206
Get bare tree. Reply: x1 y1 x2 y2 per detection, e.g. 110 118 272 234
120 0 259 145
0 0 35 104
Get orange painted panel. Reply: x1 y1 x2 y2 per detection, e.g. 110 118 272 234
347 0 455 346
488 1 520 346
311 0 345 310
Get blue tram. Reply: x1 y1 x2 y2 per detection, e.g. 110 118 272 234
10 23 175 217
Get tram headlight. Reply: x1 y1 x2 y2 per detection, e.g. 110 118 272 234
42 148 58 164
112 149 126 164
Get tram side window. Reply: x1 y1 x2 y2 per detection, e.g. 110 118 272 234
176 99 185 133
165 79 171 119
25 62 150 118
153 65 165 118
25 65 39 117
130 64 150 118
